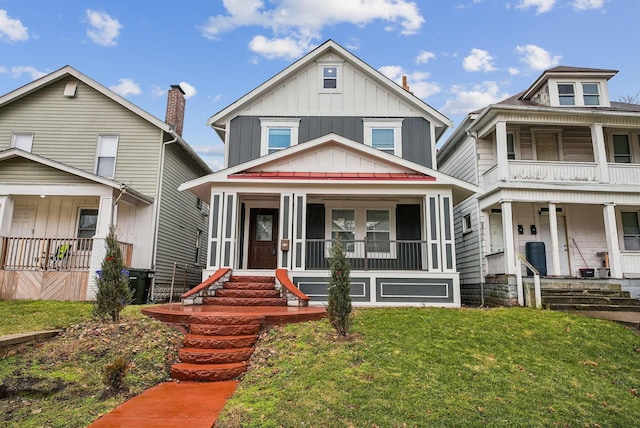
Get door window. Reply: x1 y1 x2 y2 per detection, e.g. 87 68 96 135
256 215 273 241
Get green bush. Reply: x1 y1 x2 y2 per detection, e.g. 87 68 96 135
327 239 352 336
94 226 132 322
102 356 130 392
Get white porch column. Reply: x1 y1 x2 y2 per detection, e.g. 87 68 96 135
279 193 294 269
496 121 509 181
548 202 561 276
291 194 307 271
86 195 114 300
501 200 516 275
220 192 238 269
0 196 14 236
440 195 455 271
590 123 609 183
603 203 622 278
207 192 225 270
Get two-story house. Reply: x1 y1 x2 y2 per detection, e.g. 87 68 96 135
180 40 477 306
438 66 640 305
0 66 211 301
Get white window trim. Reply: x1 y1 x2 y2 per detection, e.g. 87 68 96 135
317 62 343 93
607 131 638 164
259 118 300 156
620 210 640 251
582 82 601 106
531 128 563 161
506 130 520 160
462 213 473 234
549 79 609 107
11 132 34 152
363 118 403 157
95 134 119 179
325 202 397 259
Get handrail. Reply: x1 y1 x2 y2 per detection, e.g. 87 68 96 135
275 268 310 302
181 267 230 299
516 253 542 309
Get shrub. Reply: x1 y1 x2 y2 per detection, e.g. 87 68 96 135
102 356 130 393
327 239 352 336
94 225 132 322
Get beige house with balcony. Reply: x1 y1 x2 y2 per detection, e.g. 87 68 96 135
438 66 640 305
0 66 211 301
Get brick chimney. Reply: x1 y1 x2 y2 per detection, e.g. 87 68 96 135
402 75 410 92
165 84 186 137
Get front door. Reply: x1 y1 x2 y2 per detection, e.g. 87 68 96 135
535 132 560 161
248 208 279 269
539 214 570 276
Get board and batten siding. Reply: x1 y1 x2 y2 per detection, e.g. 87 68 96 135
438 136 478 185
0 77 162 197
12 195 99 238
452 197 482 285
154 143 209 293
240 52 426 118
227 116 433 167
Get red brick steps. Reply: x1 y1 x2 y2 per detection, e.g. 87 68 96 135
170 362 249 382
223 281 277 290
190 323 262 336
203 297 287 306
183 334 258 349
215 289 281 298
179 347 255 364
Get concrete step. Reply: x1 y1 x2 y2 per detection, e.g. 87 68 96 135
542 296 640 306
203 297 287 306
216 289 281 298
190 323 262 336
545 303 640 312
179 347 254 364
229 276 275 283
183 334 258 349
534 281 622 291
170 362 248 382
541 289 630 298
188 313 266 325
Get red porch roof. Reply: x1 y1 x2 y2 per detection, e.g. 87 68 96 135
228 171 436 181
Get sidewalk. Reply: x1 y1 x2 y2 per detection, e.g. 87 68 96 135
569 310 640 330
88 381 237 428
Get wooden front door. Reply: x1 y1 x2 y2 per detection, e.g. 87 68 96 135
248 208 279 269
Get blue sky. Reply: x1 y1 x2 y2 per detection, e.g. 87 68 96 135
0 0 638 170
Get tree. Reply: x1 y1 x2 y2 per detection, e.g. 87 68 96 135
94 225 132 322
327 239 352 336
618 92 640 104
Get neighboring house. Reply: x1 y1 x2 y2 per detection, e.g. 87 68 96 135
180 40 477 306
438 66 640 305
0 66 211 301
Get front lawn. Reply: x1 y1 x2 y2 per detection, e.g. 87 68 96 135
0 301 95 336
217 307 640 427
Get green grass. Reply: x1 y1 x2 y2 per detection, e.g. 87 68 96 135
0 301 95 336
217 307 640 427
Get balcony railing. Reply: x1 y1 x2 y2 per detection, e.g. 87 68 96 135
509 160 600 183
305 239 427 271
608 163 640 185
1 237 133 271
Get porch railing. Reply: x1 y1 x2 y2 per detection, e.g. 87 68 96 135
305 239 427 271
1 237 133 271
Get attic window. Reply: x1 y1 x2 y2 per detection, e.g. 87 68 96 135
64 81 78 97
558 83 575 105
319 63 342 92
583 83 600 105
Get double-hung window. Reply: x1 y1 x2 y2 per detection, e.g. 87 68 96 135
622 212 640 250
612 134 632 163
558 83 575 105
583 83 600 105
363 119 403 156
366 210 391 253
96 135 118 178
318 63 342 92
506 133 516 160
260 118 300 155
11 132 34 152
328 206 395 258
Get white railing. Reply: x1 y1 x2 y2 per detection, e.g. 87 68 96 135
516 253 541 309
621 252 640 277
509 161 599 183
608 163 640 185
481 164 499 189
485 252 505 275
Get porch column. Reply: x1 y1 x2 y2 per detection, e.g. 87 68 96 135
425 195 441 271
220 192 238 269
590 123 609 183
603 203 622 278
279 193 294 269
440 195 455 271
496 121 509 181
207 192 224 270
548 202 562 276
86 195 114 300
0 196 14 236
501 200 516 275
291 194 306 271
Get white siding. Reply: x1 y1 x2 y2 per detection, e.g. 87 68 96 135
452 197 482 284
438 136 478 185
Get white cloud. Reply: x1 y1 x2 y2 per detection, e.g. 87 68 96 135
7 65 47 80
179 81 197 99
573 0 604 10
379 65 441 99
151 86 166 98
516 0 556 14
201 0 425 59
109 78 141 96
508 67 520 75
441 81 508 115
0 10 29 42
463 48 496 72
192 144 226 157
86 9 123 47
416 50 436 64
515 44 561 70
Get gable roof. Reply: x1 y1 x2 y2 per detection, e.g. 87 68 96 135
207 40 453 140
0 65 211 175
0 148 154 205
180 133 478 204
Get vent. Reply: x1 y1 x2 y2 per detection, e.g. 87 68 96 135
63 81 78 97
539 207 563 214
